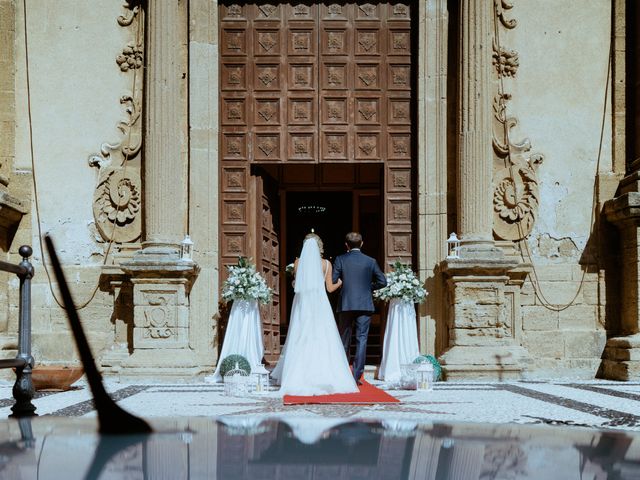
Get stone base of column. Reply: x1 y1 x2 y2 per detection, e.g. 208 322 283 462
439 256 531 380
103 349 211 378
118 250 201 376
439 345 531 379
602 192 640 380
600 334 640 381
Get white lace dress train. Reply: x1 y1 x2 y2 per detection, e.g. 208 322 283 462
271 239 358 396
271 291 358 396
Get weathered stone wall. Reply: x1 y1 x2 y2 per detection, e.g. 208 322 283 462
504 0 613 377
13 1 132 364
4 0 623 379
0 0 16 358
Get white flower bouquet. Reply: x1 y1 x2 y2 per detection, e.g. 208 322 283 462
221 257 272 304
374 261 427 303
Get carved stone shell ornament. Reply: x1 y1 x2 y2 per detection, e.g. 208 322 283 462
93 167 142 243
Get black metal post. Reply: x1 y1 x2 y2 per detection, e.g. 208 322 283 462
10 246 36 417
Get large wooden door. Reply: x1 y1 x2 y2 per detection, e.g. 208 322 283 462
219 1 414 355
249 175 281 362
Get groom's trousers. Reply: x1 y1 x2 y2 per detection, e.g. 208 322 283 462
338 311 371 383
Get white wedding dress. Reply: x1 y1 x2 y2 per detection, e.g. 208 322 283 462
271 239 359 396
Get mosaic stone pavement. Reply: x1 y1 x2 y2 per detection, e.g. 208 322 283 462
2 379 640 431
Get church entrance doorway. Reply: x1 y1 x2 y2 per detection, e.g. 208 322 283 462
255 163 386 365
219 1 415 365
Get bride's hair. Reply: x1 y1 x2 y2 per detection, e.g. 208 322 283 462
304 232 324 255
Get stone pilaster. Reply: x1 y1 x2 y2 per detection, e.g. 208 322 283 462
439 0 529 379
0 0 27 250
143 0 187 252
456 0 494 251
601 193 640 380
120 0 200 376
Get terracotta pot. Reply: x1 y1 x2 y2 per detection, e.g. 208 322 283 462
30 366 84 391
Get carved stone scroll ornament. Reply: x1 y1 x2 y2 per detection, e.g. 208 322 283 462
494 0 517 29
88 2 143 244
91 163 142 242
492 96 544 241
491 3 542 242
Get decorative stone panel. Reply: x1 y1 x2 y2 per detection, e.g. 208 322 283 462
132 284 189 349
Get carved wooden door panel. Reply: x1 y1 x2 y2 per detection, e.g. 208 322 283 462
250 174 281 362
219 2 414 349
316 3 413 266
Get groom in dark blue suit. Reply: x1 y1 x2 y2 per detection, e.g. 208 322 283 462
332 232 387 385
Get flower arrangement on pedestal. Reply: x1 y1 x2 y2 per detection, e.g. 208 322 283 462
211 257 271 384
221 257 273 304
374 261 427 303
375 262 429 386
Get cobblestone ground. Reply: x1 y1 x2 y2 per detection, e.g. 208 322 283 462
3 379 640 431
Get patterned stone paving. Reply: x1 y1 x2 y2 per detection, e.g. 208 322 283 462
2 379 640 431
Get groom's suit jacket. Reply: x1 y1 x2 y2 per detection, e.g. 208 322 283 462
332 249 387 313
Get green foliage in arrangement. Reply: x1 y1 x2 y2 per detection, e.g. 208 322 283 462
220 354 252 377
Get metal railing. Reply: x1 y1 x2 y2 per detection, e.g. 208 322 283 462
0 246 36 417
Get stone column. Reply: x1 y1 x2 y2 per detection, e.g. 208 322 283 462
456 0 494 251
121 0 200 376
0 0 27 251
143 0 186 253
439 0 530 379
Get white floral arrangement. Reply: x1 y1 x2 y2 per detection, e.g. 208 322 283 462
374 261 427 303
221 257 272 304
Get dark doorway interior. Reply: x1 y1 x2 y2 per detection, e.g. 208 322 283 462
285 191 353 266
282 188 385 366
283 191 353 346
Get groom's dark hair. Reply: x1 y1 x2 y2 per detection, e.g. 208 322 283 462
345 232 363 249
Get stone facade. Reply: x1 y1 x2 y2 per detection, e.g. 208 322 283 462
0 0 632 380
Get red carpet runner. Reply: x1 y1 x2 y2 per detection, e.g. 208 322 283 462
283 379 400 405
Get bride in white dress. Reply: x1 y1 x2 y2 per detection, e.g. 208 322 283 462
272 233 359 396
